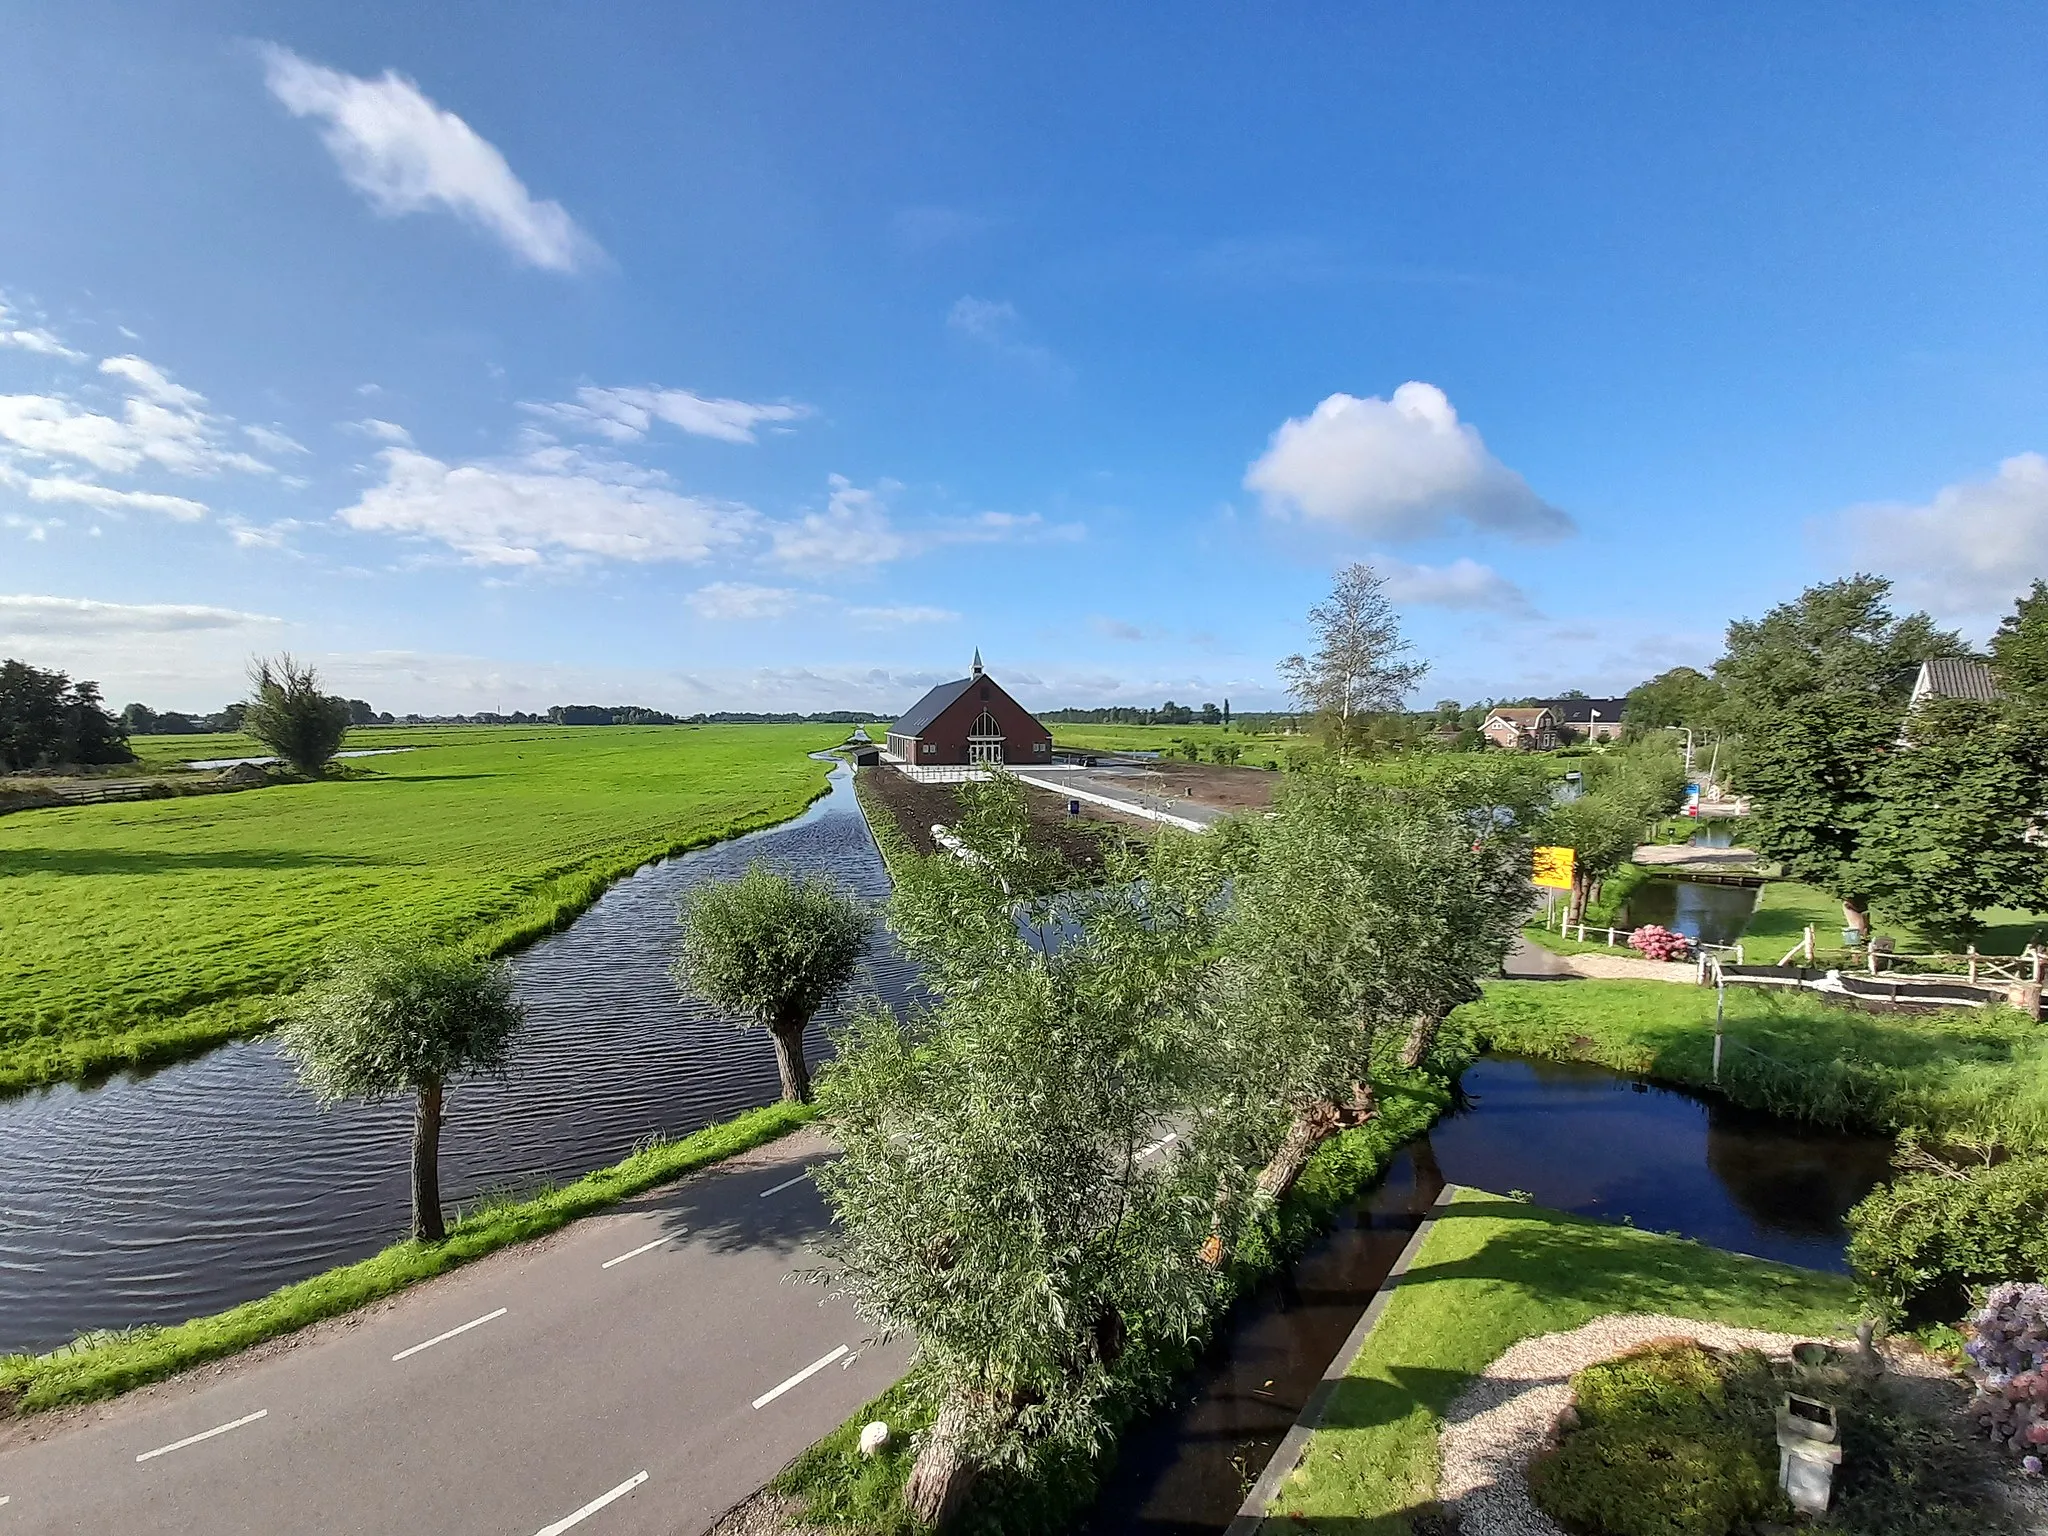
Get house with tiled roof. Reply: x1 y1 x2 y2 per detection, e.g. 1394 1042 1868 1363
1480 706 1558 752
1908 658 2001 706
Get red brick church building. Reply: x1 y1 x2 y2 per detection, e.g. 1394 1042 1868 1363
885 652 1053 767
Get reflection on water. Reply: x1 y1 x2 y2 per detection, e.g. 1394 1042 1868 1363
1691 821 1738 849
1625 875 1758 947
1085 1054 1892 1533
0 759 908 1353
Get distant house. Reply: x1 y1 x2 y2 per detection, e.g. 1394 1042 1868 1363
1481 707 1559 752
884 651 1053 767
1530 697 1629 743
1909 658 2001 707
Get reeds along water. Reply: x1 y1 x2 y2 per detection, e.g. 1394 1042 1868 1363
0 759 911 1355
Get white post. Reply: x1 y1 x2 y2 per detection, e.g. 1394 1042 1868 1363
1712 964 1725 1084
1968 945 1979 984
1607 926 1617 948
1734 943 1744 964
1804 925 1814 964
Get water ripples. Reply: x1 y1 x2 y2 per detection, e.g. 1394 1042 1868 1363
0 759 910 1353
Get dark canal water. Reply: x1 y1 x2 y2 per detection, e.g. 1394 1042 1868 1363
1624 875 1760 947
1084 1055 1895 1535
0 758 908 1354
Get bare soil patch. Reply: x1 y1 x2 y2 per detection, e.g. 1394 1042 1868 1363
856 766 1143 872
1090 758 1278 813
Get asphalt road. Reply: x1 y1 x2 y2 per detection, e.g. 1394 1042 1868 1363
0 1131 910 1536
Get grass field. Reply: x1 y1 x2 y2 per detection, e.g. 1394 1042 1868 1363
1267 1188 1857 1533
0 723 842 1092
1746 878 2047 960
1458 978 2048 1151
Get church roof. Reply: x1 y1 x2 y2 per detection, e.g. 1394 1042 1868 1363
891 676 978 738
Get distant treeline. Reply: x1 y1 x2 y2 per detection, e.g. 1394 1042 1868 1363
385 707 878 727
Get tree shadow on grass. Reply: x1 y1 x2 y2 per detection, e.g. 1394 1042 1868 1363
0 848 390 877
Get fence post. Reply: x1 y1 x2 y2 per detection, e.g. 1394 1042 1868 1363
1869 943 1879 977
1734 943 1743 965
1607 926 1617 948
1968 945 1979 984
1804 925 1814 964
1712 963 1725 1084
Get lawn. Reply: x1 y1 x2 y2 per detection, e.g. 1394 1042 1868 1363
1458 978 2048 1151
1265 1188 1858 1534
0 723 843 1091
1047 721 1294 760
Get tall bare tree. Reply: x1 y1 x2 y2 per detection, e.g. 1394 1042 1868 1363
1278 563 1427 754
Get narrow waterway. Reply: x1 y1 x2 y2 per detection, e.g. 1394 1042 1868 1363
1624 874 1760 947
0 758 907 1354
1084 1054 1895 1534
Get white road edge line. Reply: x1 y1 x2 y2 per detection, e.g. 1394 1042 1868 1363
601 1235 673 1269
391 1307 507 1362
752 1344 849 1409
135 1409 267 1463
1138 1132 1180 1160
759 1171 810 1198
531 1470 648 1536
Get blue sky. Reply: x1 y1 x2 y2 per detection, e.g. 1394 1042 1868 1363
3 2 2044 715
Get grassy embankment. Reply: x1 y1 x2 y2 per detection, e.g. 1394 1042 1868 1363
0 1100 813 1415
771 1074 1453 1535
1457 978 2048 1152
0 723 843 1092
1265 1187 1858 1534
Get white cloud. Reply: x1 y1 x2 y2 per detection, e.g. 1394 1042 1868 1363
947 296 1061 373
99 355 205 409
846 604 960 627
1245 382 1571 542
16 474 210 521
686 582 814 621
243 424 307 455
769 475 912 571
528 385 808 445
0 594 281 637
335 446 754 567
1840 453 2048 618
1092 617 1147 642
1376 555 1538 616
0 295 84 359
351 417 413 444
261 45 599 273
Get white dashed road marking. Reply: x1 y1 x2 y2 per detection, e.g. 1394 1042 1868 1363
759 1172 810 1198
752 1344 848 1409
135 1410 267 1463
392 1307 507 1362
600 1235 673 1269
530 1470 648 1535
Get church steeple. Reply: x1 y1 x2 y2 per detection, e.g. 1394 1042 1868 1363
970 647 984 678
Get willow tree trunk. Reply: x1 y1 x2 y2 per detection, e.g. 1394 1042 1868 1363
905 1389 1013 1528
413 1076 446 1243
770 1020 813 1104
1255 1083 1377 1205
1399 1009 1445 1070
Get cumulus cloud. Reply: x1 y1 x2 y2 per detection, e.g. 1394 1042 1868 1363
769 476 913 571
99 355 204 409
0 594 281 637
0 295 83 359
261 45 599 273
528 385 809 446
846 604 960 627
1376 555 1539 616
1246 382 1572 542
0 355 268 479
1840 453 2048 618
335 446 754 567
686 582 814 621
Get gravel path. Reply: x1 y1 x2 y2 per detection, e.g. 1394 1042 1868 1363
1437 1314 1826 1536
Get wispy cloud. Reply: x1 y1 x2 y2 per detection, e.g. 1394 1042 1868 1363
1376 554 1539 617
526 385 808 446
0 593 282 637
947 296 1063 375
261 44 600 273
686 582 815 621
847 604 960 628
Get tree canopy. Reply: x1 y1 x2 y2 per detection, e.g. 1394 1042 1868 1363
673 863 871 1103
243 655 352 775
0 658 132 771
1714 575 1966 725
1990 580 2048 703
1278 562 1427 754
1623 665 1726 733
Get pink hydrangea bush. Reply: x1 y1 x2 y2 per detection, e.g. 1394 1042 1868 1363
1627 924 1692 962
1964 1281 2048 1472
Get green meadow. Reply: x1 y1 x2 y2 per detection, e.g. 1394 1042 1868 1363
0 724 842 1092
1047 721 1295 757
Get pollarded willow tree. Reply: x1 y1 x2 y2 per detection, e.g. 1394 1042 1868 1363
672 863 872 1104
1278 562 1428 756
812 775 1249 1527
1210 762 1533 1204
243 654 353 776
280 942 525 1243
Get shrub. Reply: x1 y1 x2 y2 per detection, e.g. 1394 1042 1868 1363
1529 1341 1786 1536
1848 1155 2048 1322
1964 1281 2048 1470
1628 923 1692 962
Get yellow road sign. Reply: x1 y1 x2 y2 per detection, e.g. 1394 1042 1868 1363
1532 845 1576 890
